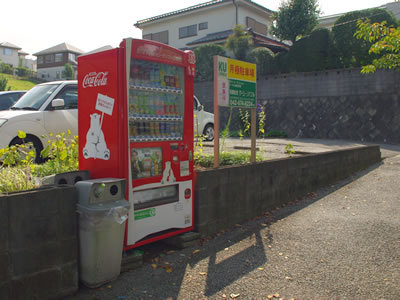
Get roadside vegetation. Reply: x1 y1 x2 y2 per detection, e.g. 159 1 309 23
194 4 398 81
0 73 37 91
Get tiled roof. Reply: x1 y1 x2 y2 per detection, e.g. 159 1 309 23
187 28 289 52
18 50 29 56
135 0 272 27
0 42 21 50
186 29 233 45
33 42 84 56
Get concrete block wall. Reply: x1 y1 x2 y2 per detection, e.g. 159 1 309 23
194 145 381 236
0 186 78 300
194 68 400 144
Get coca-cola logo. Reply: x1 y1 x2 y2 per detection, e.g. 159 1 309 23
187 51 196 65
82 72 108 88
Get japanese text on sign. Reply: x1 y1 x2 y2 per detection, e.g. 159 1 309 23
215 56 256 108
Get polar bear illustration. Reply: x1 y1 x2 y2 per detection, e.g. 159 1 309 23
161 161 176 184
83 113 110 160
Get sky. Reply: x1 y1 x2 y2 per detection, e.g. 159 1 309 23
1 0 394 59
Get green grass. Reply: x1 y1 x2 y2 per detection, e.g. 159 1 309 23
0 73 37 91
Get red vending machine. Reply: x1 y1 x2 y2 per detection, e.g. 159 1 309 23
78 38 196 249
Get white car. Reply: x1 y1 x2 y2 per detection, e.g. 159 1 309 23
194 95 214 141
0 80 78 162
0 81 213 163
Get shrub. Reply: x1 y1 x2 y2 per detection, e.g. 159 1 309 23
194 151 264 168
266 130 288 138
0 76 9 91
286 28 341 72
15 67 32 77
248 47 275 76
332 8 398 68
0 63 13 74
194 44 226 81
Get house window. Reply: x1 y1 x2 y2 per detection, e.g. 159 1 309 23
55 53 63 62
38 56 44 64
68 53 76 61
199 22 208 30
179 24 197 39
45 55 53 63
246 17 268 36
143 31 169 44
2 48 13 56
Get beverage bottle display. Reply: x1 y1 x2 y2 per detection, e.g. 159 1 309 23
159 64 165 87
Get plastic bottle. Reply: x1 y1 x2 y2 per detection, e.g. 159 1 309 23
159 64 165 87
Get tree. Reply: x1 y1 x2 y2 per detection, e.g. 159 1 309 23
62 63 74 80
194 44 226 81
332 8 398 68
271 0 320 43
225 24 253 61
355 20 400 73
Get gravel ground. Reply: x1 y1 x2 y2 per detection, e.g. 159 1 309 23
68 142 400 300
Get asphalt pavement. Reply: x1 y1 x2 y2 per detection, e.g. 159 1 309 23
68 139 400 299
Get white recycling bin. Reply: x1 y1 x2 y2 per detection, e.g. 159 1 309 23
75 178 130 288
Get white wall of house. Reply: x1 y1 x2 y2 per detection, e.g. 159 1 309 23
139 1 273 49
37 66 74 81
0 47 19 67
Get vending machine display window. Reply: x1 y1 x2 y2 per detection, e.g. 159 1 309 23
133 185 178 210
131 147 163 179
129 59 185 142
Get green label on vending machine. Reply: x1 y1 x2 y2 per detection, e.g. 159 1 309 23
134 208 156 220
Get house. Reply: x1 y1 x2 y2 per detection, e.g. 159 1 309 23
0 42 36 71
134 0 289 53
33 42 84 81
0 42 21 67
317 1 400 30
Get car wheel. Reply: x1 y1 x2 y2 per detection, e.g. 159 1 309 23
10 135 43 164
203 124 214 141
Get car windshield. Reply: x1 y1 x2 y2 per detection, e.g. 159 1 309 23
12 84 59 110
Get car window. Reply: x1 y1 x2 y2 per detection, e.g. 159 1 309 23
0 94 14 110
9 92 24 103
193 98 198 110
49 85 78 110
14 84 59 110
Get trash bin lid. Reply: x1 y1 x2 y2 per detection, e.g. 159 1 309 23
77 199 130 213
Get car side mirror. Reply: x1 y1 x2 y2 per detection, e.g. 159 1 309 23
52 98 65 108
198 104 204 111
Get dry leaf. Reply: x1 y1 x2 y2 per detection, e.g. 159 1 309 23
230 293 240 298
199 272 207 275
151 264 157 270
165 266 173 273
192 249 201 254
